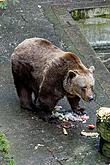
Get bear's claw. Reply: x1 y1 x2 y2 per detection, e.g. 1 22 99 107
73 107 86 115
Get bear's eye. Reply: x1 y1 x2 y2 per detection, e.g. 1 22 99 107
91 86 94 91
81 86 87 91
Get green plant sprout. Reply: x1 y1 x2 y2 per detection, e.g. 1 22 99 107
0 0 19 9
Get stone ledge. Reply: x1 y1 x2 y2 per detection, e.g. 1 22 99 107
43 4 110 104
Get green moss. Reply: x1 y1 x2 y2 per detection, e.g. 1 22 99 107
101 140 110 158
96 14 110 19
71 8 110 20
71 9 89 21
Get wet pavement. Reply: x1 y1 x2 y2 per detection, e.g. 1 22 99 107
0 0 110 165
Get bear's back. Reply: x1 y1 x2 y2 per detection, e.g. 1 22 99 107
11 38 64 64
11 38 65 85
11 38 86 75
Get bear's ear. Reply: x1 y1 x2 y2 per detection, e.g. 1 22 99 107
68 70 77 79
89 66 95 73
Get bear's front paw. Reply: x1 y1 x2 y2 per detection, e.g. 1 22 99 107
37 110 59 124
73 106 86 115
20 102 36 111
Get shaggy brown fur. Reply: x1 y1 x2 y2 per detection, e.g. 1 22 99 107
11 38 95 121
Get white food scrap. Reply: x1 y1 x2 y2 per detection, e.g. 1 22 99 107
81 131 99 137
63 128 68 135
34 144 44 150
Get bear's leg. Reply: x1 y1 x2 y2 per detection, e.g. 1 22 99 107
12 66 35 110
33 91 39 104
67 95 85 115
19 87 33 110
14 80 34 110
36 97 58 122
36 99 52 122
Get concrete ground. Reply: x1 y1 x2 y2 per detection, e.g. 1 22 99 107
0 0 110 164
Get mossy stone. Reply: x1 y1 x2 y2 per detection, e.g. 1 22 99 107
100 137 110 158
97 107 110 142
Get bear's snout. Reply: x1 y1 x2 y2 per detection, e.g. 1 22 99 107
88 95 94 102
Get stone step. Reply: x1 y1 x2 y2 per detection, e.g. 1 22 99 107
44 4 110 105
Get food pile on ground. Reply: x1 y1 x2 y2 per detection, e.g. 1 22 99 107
53 106 90 134
96 107 110 158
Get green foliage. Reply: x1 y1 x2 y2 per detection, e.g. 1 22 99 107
71 9 90 21
0 1 8 9
96 14 110 19
0 0 19 9
0 132 9 153
0 132 15 165
9 158 15 165
11 0 19 6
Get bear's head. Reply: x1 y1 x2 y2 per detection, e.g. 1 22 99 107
63 66 95 102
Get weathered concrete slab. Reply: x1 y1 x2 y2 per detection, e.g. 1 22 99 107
0 0 110 165
44 5 110 100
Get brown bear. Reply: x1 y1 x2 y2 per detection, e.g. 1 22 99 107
11 38 95 120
